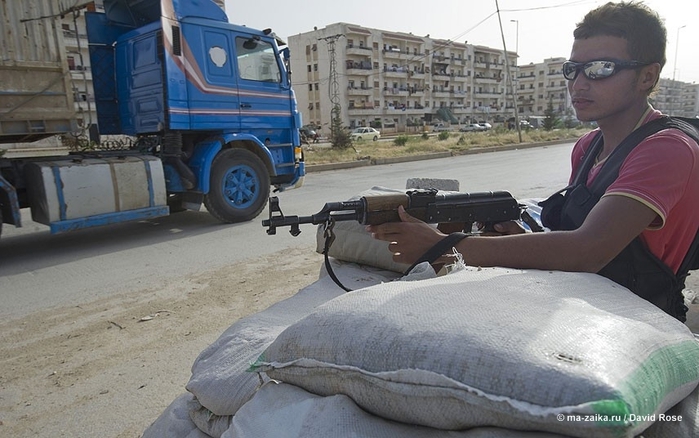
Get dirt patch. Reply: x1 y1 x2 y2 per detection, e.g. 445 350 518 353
0 246 323 438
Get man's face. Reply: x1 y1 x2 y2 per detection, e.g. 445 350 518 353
567 35 643 124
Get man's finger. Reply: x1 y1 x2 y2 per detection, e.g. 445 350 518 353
397 205 423 223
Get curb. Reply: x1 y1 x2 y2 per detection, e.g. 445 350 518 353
305 138 573 173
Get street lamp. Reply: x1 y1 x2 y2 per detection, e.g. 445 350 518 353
510 19 519 57
671 25 686 116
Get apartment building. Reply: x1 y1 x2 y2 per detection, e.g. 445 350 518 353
516 58 572 122
653 79 699 118
288 23 518 132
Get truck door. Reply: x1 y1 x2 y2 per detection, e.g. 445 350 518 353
233 33 293 145
177 22 241 131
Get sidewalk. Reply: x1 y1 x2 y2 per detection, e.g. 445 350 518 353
305 138 574 173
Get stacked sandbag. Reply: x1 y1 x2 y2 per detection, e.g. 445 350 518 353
227 382 569 438
142 262 399 438
252 267 699 438
141 393 210 438
315 186 412 274
643 379 699 437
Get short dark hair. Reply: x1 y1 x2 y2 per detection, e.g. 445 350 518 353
574 1 666 69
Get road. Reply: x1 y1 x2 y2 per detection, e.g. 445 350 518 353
0 143 573 320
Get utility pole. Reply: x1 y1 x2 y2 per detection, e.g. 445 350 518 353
319 34 344 142
496 0 522 142
671 25 686 116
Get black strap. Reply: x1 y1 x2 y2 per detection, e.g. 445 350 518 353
404 232 469 275
322 231 352 292
580 116 699 278
589 116 697 196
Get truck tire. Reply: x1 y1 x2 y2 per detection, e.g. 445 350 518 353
204 148 270 223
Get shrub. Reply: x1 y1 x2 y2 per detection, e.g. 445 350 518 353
393 135 410 146
438 131 450 141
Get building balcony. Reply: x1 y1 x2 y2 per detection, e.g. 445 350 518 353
385 105 425 115
346 66 374 76
346 45 374 55
382 49 402 59
473 75 502 84
474 91 502 98
348 104 377 116
347 86 374 96
383 87 410 97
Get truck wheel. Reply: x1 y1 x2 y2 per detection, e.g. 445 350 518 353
204 148 270 223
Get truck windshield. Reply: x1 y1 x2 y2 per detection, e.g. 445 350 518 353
236 37 281 83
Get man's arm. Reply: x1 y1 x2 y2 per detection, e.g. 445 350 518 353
368 195 657 273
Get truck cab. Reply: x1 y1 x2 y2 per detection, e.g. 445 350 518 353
0 0 304 237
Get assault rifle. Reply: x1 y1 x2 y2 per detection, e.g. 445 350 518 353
262 189 531 236
262 189 538 291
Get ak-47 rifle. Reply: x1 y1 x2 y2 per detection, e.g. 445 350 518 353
262 189 527 236
262 189 539 291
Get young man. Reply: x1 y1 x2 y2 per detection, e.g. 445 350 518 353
367 2 699 321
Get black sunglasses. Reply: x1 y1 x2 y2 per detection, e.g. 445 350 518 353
562 59 650 81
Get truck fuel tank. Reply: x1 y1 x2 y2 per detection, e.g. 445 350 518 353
24 155 168 232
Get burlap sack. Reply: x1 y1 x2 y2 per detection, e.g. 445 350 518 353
253 267 699 438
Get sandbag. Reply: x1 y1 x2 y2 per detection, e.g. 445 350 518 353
141 393 210 438
227 382 569 438
315 186 411 273
252 267 699 438
643 375 699 437
186 261 399 416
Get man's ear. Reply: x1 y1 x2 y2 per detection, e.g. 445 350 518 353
638 63 661 93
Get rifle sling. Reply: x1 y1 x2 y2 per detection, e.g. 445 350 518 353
404 232 469 275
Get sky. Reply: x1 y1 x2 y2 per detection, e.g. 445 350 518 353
225 0 699 84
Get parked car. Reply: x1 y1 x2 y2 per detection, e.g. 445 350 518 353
459 123 485 132
432 123 452 132
478 122 493 130
350 127 381 141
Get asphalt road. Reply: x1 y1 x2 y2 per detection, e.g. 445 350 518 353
0 142 573 320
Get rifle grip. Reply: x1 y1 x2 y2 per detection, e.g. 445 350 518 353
362 193 409 225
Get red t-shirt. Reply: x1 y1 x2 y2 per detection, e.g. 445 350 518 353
570 110 699 272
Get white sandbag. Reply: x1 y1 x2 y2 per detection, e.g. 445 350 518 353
642 373 699 438
226 382 569 438
186 261 399 416
252 267 699 438
187 396 232 438
141 393 210 438
315 186 411 273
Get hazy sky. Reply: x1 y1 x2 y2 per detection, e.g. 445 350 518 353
225 0 699 84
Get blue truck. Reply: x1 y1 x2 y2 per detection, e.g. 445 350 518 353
0 0 304 238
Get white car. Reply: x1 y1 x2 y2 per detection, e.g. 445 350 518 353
459 123 485 132
350 127 381 141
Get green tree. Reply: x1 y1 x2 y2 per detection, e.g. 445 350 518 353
543 96 560 131
330 104 353 149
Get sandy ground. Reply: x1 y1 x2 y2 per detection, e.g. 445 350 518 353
2 244 699 438
0 245 324 438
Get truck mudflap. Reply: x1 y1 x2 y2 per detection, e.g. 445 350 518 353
0 174 22 228
25 155 169 234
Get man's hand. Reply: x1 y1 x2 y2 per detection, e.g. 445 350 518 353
366 205 446 265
